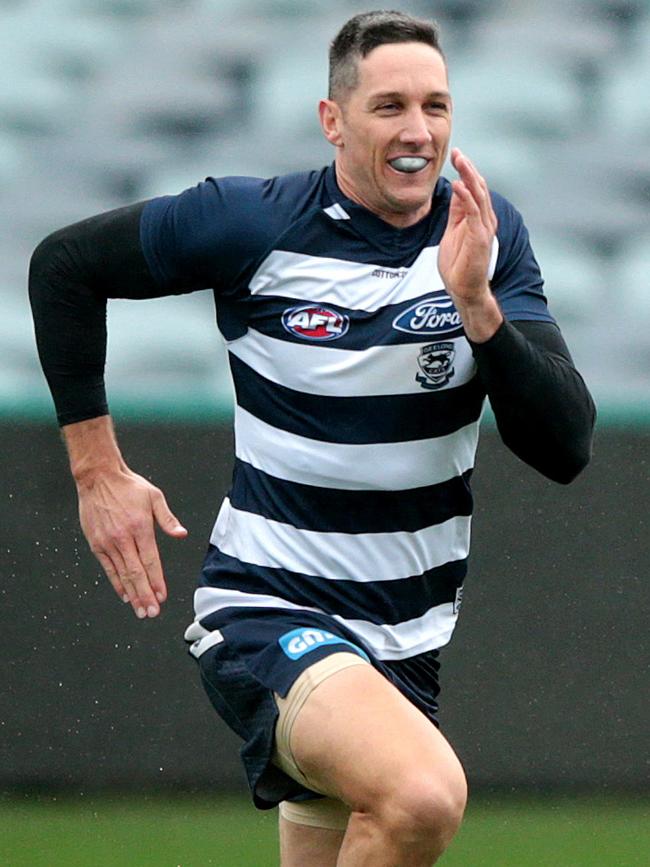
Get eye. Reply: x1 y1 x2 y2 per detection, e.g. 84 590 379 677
375 102 401 114
426 101 449 113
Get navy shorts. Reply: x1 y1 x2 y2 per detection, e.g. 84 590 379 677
190 608 440 809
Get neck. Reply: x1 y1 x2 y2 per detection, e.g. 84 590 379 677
333 162 432 229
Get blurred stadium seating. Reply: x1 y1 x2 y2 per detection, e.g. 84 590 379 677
4 0 649 416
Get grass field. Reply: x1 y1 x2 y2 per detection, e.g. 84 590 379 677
1 793 648 866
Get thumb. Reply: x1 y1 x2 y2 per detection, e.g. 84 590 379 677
152 491 188 538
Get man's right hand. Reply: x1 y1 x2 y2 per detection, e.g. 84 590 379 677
77 466 187 618
63 415 187 619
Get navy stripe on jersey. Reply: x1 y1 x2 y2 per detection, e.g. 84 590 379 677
198 546 465 626
246 292 465 349
229 353 485 445
229 459 473 534
270 200 444 267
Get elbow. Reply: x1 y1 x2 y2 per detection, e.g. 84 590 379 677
500 419 595 485
556 402 597 484
562 432 595 483
540 422 596 485
550 447 592 485
521 446 591 486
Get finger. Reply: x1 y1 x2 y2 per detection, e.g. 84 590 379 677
114 537 160 619
463 155 497 232
151 489 188 539
451 147 471 179
103 543 145 614
456 152 498 235
451 151 486 205
450 179 482 224
454 153 490 221
134 532 168 606
95 550 130 604
120 544 160 620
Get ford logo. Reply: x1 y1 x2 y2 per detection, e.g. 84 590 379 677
392 293 462 336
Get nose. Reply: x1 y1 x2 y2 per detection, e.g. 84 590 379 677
399 108 432 148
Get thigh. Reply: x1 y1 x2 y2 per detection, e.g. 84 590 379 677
273 652 368 792
289 662 466 812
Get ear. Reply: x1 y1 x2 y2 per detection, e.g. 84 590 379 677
319 98 344 147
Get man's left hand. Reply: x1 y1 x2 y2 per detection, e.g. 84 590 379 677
437 148 503 343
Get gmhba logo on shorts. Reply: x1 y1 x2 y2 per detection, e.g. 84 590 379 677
282 304 349 341
279 627 369 661
393 291 462 336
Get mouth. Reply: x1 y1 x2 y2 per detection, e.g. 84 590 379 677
388 156 430 174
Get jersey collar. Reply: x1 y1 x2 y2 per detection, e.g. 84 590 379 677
323 162 450 251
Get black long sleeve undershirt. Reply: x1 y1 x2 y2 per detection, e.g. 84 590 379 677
29 204 595 483
470 319 595 483
29 202 158 425
29 201 203 425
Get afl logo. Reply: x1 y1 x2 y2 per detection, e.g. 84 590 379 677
282 305 349 341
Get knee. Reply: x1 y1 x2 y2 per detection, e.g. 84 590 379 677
378 770 467 850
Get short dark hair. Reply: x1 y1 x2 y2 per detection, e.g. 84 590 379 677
329 10 444 101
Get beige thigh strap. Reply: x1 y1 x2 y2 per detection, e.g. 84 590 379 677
279 796 350 832
273 651 368 829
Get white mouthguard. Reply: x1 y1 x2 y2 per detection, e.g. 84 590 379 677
389 157 429 173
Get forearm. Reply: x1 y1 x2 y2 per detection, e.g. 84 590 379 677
471 320 596 483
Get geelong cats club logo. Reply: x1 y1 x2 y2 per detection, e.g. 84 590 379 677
282 305 349 341
416 342 456 390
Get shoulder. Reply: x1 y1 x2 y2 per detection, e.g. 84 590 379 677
486 189 536 271
140 167 332 287
484 189 528 247
486 190 554 322
143 167 330 229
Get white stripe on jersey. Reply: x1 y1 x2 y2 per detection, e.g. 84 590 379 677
227 333 477 396
488 236 499 278
323 203 350 220
234 405 481 490
341 602 458 659
248 240 499 312
194 587 321 622
210 499 471 583
191 586 457 660
249 247 443 311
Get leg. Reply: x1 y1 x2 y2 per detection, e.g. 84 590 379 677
274 654 359 866
279 811 344 867
289 664 467 866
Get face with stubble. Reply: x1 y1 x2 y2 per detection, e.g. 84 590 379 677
319 41 452 229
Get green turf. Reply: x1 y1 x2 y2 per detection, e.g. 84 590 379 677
0 793 647 866
440 796 650 867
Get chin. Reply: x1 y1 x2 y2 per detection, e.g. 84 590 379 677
387 191 431 215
